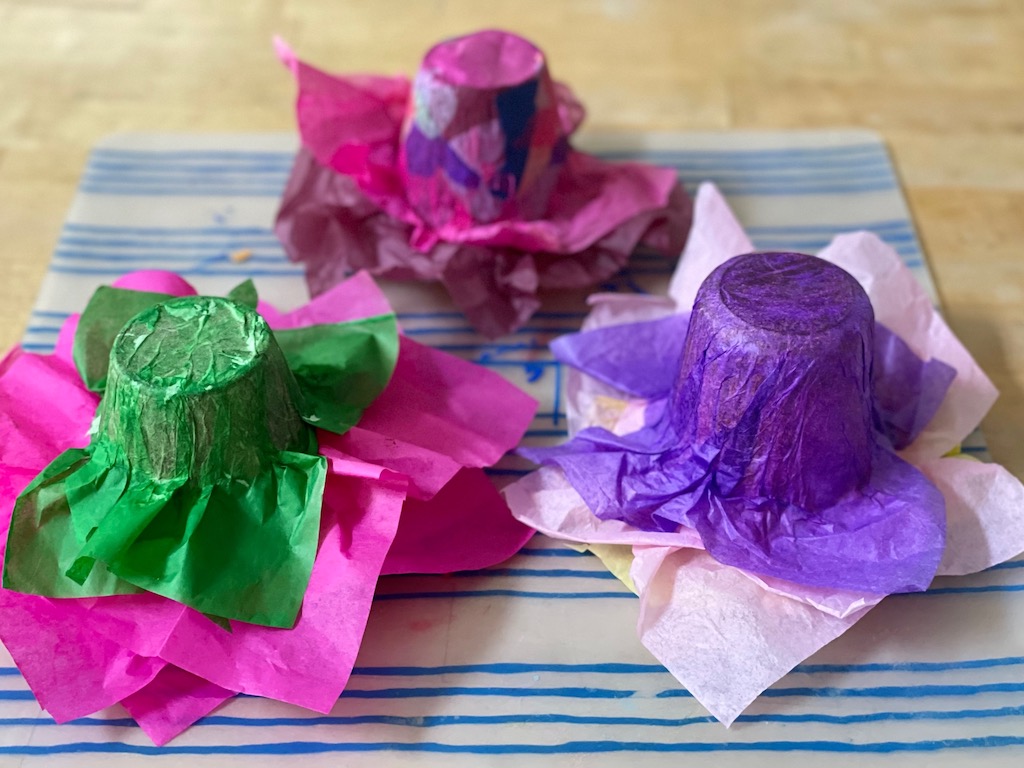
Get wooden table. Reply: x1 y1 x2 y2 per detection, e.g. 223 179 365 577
2 0 1022 476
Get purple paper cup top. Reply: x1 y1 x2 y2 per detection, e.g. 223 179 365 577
672 252 877 510
421 29 545 89
400 30 567 226
718 250 863 335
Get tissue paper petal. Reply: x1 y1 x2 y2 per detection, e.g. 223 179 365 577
632 546 871 725
72 449 327 627
357 336 538 468
121 665 234 746
258 269 394 329
507 469 880 619
321 426 461 501
0 350 97 496
72 286 176 392
551 313 690 399
275 313 400 432
668 182 754 312
273 36 408 182
818 232 998 460
740 571 881 620
873 323 957 449
0 551 162 723
320 335 537 502
4 448 137 597
0 598 163 723
48 464 406 713
506 466 703 549
381 467 534 574
693 445 947 595
926 456 1024 575
277 151 687 338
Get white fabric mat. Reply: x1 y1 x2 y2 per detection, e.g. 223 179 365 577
2 131 1020 767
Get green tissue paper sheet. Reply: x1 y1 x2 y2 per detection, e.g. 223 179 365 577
4 284 398 628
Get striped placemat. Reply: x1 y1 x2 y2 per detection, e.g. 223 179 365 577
2 131 1020 767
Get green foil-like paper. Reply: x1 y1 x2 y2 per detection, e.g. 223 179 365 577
4 284 398 628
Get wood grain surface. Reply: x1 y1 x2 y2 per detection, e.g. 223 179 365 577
1 0 1022 475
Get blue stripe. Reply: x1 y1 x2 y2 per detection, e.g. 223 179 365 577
336 686 634 700
657 681 1024 700
51 242 916 263
0 691 35 700
76 159 900 192
49 265 302 277
62 223 277 236
3 735 1024 756
902 584 1024 596
433 343 549 354
58 236 282 249
351 657 1024 676
639 159 894 174
753 244 919 260
85 143 882 163
81 166 897 187
86 161 295 174
370 581 1024 601
795 656 1024 675
704 181 897 195
143 702 1024 729
76 180 899 198
54 250 286 263
374 590 633 601
459 359 558 369
48 251 919 278
752 237 918 252
598 144 888 162
452 568 616 580
78 186 288 197
82 171 292 184
746 220 911 234
351 662 658 676
56 221 911 238
4 656 1022 681
482 467 532 477
518 548 588 557
12 704 1024 731
89 148 296 161
989 560 1024 571
82 149 891 170
405 326 575 336
755 231 916 244
82 150 890 172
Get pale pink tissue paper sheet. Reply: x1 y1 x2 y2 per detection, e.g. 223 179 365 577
507 181 1024 726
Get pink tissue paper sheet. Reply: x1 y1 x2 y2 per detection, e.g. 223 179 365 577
0 269 537 744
